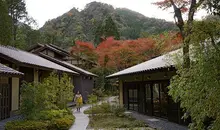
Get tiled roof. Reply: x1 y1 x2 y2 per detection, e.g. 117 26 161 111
44 44 69 56
106 49 181 78
0 45 78 75
26 43 44 52
48 44 69 55
28 44 97 65
39 53 97 77
0 63 23 76
61 61 98 77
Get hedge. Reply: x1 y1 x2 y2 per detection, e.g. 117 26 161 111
48 117 74 130
5 121 48 130
5 115 75 130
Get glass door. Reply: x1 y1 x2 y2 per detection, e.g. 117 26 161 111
153 83 160 117
128 86 138 111
160 83 168 118
145 84 152 115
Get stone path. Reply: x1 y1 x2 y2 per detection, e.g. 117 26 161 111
0 115 23 130
69 105 91 130
69 97 116 130
131 111 188 130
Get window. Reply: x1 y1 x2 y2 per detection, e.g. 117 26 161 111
128 88 138 111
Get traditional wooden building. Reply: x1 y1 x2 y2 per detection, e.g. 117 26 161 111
27 43 97 69
0 63 23 120
28 44 97 102
0 45 78 120
107 49 190 125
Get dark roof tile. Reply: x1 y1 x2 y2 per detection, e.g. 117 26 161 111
39 53 97 77
106 49 181 78
0 45 78 75
0 63 23 76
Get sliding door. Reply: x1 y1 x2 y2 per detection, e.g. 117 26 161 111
153 83 160 117
144 81 169 118
145 84 152 115
128 88 138 111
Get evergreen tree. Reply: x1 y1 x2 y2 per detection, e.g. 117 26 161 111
0 0 12 45
6 0 27 41
94 23 104 46
103 16 120 40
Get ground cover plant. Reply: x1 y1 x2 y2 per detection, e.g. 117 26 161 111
85 102 154 129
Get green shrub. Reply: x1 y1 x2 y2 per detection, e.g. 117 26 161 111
111 104 126 117
132 120 146 127
20 73 74 120
5 120 48 130
36 109 69 120
5 115 75 130
84 102 112 114
89 115 146 128
49 116 74 130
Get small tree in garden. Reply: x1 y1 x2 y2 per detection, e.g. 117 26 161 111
87 94 98 117
57 73 74 109
20 72 74 119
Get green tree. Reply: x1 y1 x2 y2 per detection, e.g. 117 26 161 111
15 24 41 50
0 0 12 45
6 0 27 42
94 23 104 46
103 16 120 40
21 72 74 118
169 18 220 129
205 0 220 16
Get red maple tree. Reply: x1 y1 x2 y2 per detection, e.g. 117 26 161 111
70 32 182 70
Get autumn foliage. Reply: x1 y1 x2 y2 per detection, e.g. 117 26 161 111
70 41 97 61
70 32 182 70
153 0 189 13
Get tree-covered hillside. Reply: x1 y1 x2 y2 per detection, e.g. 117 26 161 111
40 1 177 48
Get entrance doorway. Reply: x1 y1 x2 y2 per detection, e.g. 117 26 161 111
0 77 11 120
145 81 169 118
128 84 139 111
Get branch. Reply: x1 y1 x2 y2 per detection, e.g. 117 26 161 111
180 4 186 9
169 0 178 10
196 0 206 8
209 34 220 52
188 0 205 22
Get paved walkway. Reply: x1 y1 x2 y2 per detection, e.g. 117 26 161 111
131 111 188 130
69 105 91 130
0 115 23 130
69 97 116 130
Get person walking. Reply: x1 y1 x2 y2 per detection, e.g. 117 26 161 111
74 91 83 112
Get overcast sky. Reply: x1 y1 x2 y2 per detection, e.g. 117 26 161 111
26 0 207 28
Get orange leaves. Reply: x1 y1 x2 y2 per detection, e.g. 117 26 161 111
70 41 97 61
153 0 172 9
157 32 183 53
96 37 156 70
153 0 190 12
67 12 73 16
70 32 182 70
71 41 95 53
180 7 188 13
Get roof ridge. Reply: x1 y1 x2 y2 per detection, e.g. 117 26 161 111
0 45 19 51
47 44 70 54
0 45 77 74
39 53 97 77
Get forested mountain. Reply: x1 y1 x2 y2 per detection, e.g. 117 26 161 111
40 1 177 48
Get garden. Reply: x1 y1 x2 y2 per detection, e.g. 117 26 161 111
85 96 155 130
5 73 75 130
